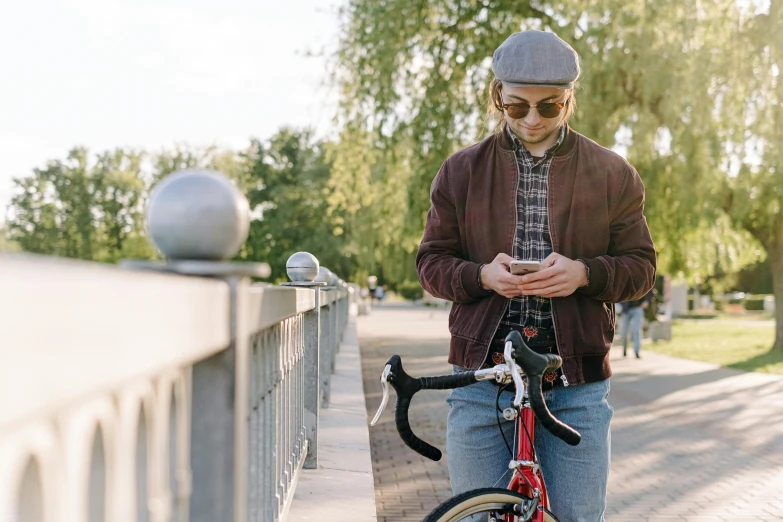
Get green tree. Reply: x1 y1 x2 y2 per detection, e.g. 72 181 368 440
92 149 156 262
332 0 760 287
326 126 420 286
151 144 249 189
718 0 783 348
7 148 155 262
332 1 783 331
0 226 19 252
4 137 350 284
240 128 352 281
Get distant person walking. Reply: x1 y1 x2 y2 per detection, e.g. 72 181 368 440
620 289 654 358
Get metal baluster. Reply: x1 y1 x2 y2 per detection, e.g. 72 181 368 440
322 296 333 407
334 290 340 345
248 337 259 522
278 325 285 520
281 253 324 469
263 332 274 522
284 321 292 502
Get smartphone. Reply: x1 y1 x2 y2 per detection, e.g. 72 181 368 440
509 260 543 275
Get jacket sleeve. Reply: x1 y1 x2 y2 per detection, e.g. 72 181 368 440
577 165 657 302
416 161 493 304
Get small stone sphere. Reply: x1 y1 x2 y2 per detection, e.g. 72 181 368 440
286 252 320 282
147 170 250 260
315 266 333 284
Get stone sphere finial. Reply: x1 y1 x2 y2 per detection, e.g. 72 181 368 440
147 170 250 260
286 252 320 282
315 266 333 284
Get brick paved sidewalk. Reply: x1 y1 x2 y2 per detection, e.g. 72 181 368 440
359 304 783 521
359 304 453 521
607 343 783 521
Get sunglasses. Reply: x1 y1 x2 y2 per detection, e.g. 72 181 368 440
501 99 567 119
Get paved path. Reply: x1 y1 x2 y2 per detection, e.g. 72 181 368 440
358 304 783 521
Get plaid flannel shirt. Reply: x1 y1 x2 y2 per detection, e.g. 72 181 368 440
501 125 566 331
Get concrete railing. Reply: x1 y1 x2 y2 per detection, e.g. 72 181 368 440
0 169 356 522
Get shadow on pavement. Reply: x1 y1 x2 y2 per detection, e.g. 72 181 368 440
610 367 737 404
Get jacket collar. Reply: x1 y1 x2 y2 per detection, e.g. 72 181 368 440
496 123 576 157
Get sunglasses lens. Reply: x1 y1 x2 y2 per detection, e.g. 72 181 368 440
506 104 529 119
505 102 564 119
538 103 562 118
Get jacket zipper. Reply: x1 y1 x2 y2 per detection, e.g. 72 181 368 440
547 158 568 386
478 147 520 370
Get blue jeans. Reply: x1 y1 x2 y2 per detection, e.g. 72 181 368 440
621 306 644 356
446 373 612 522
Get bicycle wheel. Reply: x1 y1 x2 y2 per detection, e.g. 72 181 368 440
423 488 559 522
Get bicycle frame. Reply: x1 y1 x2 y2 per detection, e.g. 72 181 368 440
498 339 549 522
506 404 548 522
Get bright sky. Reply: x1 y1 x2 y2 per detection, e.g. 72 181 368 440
0 0 343 216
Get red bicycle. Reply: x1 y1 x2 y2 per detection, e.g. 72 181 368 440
371 330 581 522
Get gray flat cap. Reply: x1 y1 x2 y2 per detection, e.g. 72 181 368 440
492 30 580 89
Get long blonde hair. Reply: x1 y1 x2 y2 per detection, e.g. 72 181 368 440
485 78 578 133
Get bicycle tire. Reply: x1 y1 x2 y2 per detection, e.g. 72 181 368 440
423 488 559 522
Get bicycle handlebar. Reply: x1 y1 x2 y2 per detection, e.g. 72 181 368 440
384 355 478 461
505 330 582 446
376 331 581 462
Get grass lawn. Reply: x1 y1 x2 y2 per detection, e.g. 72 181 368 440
644 317 783 375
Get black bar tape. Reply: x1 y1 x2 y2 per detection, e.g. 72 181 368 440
384 355 479 461
395 396 442 461
504 330 582 446
418 372 477 390
527 375 581 446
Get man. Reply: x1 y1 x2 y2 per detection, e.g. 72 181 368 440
620 289 655 358
416 30 656 521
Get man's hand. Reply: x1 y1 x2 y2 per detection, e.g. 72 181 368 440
518 253 588 298
479 253 529 298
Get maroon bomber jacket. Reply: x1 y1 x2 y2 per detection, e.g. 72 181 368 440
416 126 657 385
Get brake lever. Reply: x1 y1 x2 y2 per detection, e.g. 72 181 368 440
370 364 393 426
504 340 527 407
